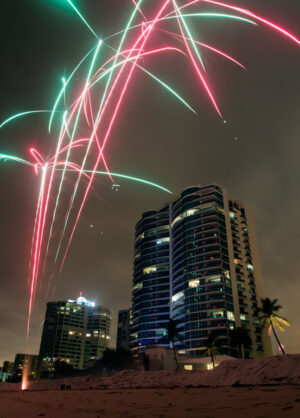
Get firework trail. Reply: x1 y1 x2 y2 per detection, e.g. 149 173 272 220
0 0 299 356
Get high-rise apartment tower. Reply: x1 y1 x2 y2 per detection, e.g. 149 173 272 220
131 184 272 358
39 295 111 371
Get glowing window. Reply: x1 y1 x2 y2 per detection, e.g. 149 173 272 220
207 363 214 370
156 237 170 245
227 311 235 321
229 212 236 219
211 310 224 318
172 291 184 302
171 215 182 228
186 209 197 217
143 265 168 274
143 266 157 274
135 233 144 242
224 270 230 279
240 314 246 321
206 275 222 283
247 264 254 271
184 365 193 371
133 282 143 291
189 280 199 288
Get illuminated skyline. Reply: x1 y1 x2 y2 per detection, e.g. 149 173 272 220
0 0 299 362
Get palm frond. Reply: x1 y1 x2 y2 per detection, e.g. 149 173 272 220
268 323 272 335
275 315 290 326
273 320 285 332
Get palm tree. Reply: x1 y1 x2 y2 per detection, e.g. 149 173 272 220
205 335 222 368
229 327 252 359
164 318 181 369
258 298 290 354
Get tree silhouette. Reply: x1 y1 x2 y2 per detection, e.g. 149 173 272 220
205 335 222 368
258 298 290 354
229 327 252 358
164 318 182 370
54 360 75 377
95 347 133 371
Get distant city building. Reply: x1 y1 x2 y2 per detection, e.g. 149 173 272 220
13 353 39 380
116 309 131 350
39 295 111 372
131 184 272 358
0 361 14 382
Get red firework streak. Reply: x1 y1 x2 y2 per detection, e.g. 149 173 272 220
25 0 300 335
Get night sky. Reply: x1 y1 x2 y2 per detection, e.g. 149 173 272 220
0 0 300 363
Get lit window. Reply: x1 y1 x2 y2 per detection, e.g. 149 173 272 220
135 233 145 242
171 215 182 228
143 266 157 274
171 203 222 228
247 264 254 271
184 365 193 371
143 265 168 274
86 333 91 337
206 275 222 283
133 282 143 291
189 279 199 288
156 237 170 245
229 212 236 219
224 270 230 279
207 363 214 370
227 311 235 321
211 310 224 318
172 291 184 302
240 314 246 321
68 331 75 335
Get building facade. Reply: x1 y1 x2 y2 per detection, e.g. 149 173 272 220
116 309 131 350
131 184 272 358
0 361 14 382
14 354 39 380
39 295 111 371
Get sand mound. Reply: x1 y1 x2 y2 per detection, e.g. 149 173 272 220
1 354 299 391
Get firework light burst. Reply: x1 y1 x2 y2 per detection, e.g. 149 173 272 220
0 1 299 389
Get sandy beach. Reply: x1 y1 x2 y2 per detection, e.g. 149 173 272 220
1 356 300 417
0 385 300 417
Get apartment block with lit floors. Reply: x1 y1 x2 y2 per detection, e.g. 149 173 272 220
131 206 171 350
39 295 111 372
131 184 272 358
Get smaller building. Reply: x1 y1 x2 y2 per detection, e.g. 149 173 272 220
0 361 14 382
39 295 111 373
14 354 39 381
144 347 235 371
116 309 131 350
